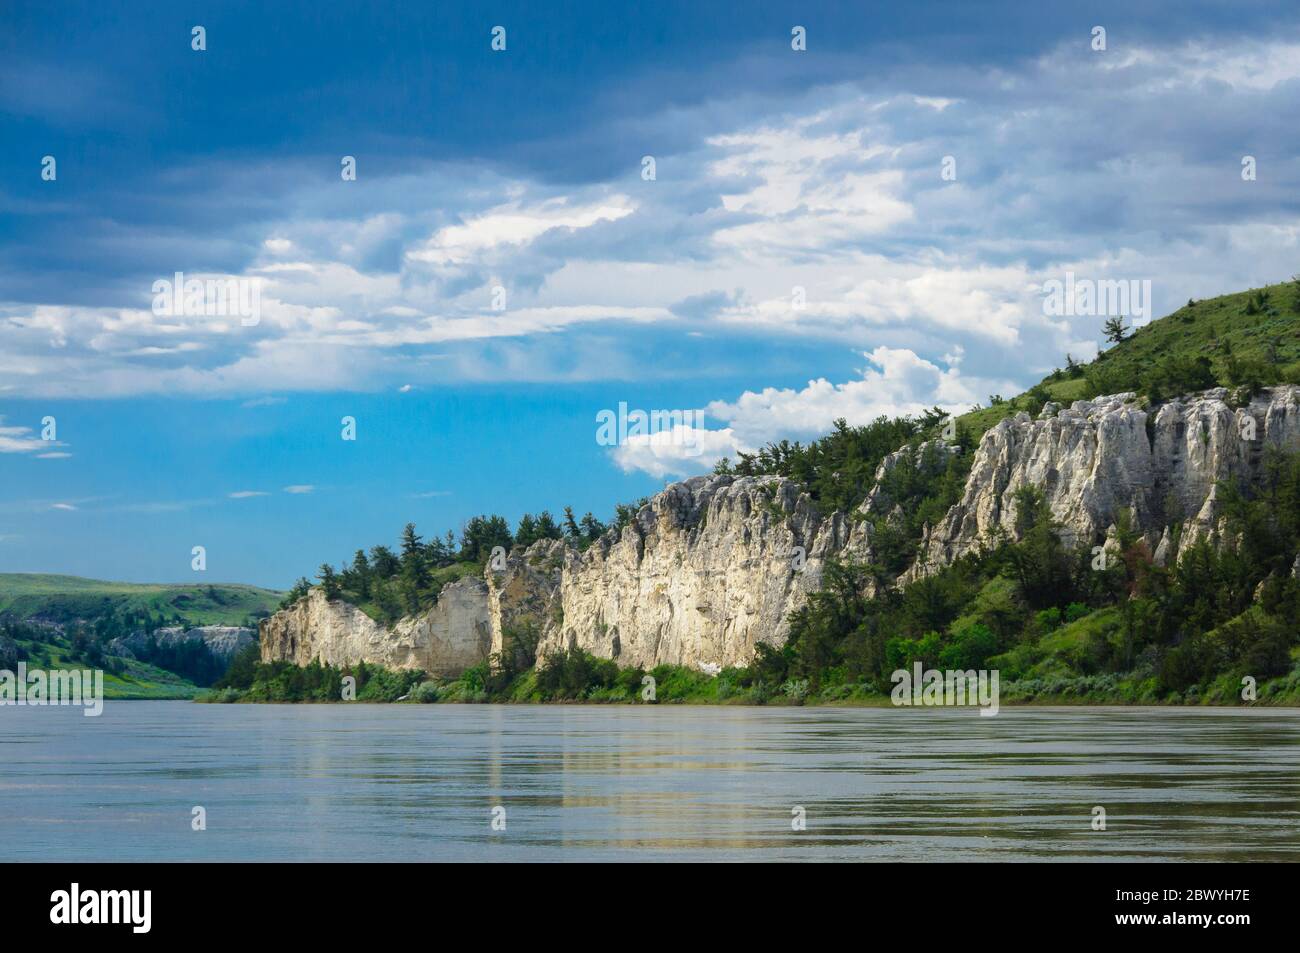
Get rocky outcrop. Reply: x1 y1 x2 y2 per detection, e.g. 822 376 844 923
264 475 855 675
532 475 852 669
110 625 256 663
261 385 1300 675
913 385 1300 573
486 539 565 661
860 439 956 517
259 579 491 676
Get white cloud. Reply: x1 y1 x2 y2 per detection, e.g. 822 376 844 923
710 118 913 254
228 490 268 499
613 346 1017 478
282 485 314 494
708 346 1018 447
610 425 749 479
0 418 66 455
406 196 635 267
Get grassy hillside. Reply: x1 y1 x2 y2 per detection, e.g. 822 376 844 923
954 278 1300 440
0 574 283 626
0 575 282 698
12 636 204 699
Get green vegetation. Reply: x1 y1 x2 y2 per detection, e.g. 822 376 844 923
0 574 283 696
955 279 1300 442
713 415 950 512
292 500 650 623
2 622 204 699
737 447 1300 707
201 646 425 703
204 641 753 705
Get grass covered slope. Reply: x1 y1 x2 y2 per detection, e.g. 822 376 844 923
4 629 205 699
0 574 283 626
955 279 1300 441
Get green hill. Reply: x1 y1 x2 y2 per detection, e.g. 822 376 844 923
0 574 284 627
956 278 1300 440
9 636 205 699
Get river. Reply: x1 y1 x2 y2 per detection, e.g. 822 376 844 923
3 702 1298 861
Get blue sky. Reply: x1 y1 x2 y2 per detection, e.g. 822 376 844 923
3 0 1300 588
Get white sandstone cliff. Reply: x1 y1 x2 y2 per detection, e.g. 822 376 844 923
260 385 1300 675
913 385 1300 574
259 578 491 676
111 625 256 663
528 475 852 669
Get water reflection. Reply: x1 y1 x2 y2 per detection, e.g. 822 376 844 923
2 703 1297 861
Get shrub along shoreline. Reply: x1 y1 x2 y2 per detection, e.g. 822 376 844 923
199 644 1300 707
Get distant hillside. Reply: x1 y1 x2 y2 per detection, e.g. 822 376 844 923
0 574 284 627
4 634 205 700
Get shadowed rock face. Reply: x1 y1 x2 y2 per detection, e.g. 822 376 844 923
487 539 565 662
111 625 256 663
261 386 1300 674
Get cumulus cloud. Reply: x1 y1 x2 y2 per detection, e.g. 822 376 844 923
607 346 1020 478
610 425 750 479
709 346 1018 446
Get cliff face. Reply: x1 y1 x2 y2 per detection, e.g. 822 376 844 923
110 625 256 663
914 385 1300 573
260 385 1300 675
259 579 491 676
532 475 851 669
486 539 565 661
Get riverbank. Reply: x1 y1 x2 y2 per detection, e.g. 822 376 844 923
197 651 1300 708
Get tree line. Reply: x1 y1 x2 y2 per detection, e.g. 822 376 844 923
285 499 650 622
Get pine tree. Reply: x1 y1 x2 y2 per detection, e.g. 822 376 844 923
369 545 400 578
399 523 429 593
535 510 562 540
515 513 539 548
579 512 606 543
400 523 423 559
318 564 341 599
350 550 371 598
460 514 513 563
